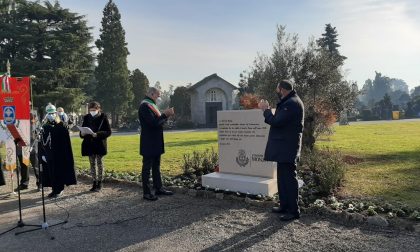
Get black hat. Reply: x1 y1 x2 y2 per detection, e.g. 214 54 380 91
278 80 293 91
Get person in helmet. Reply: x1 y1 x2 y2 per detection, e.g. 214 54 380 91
38 103 77 198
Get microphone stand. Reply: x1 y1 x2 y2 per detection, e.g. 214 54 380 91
14 124 67 239
0 138 39 236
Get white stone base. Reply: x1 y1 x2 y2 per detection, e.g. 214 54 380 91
202 172 278 196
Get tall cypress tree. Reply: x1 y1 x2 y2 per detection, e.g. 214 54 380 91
317 23 347 64
95 0 132 127
129 68 149 110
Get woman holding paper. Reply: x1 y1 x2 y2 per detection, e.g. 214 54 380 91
80 101 111 192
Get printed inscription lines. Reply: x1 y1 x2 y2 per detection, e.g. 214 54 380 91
219 121 267 145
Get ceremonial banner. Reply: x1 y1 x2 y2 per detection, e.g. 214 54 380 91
0 76 31 171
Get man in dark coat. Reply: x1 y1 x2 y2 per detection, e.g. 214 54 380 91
259 80 304 221
138 87 175 201
39 103 76 198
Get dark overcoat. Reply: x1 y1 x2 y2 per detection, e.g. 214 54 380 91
263 90 304 164
138 97 168 157
39 121 77 187
80 113 112 156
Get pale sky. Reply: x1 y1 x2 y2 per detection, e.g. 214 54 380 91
58 0 420 91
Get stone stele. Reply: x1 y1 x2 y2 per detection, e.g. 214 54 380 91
202 110 277 196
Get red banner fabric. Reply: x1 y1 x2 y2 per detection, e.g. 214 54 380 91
0 77 31 120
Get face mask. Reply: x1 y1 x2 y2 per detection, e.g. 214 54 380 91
156 97 162 104
58 112 64 116
90 110 98 117
46 113 56 122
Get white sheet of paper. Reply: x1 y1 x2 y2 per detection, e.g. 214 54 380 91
77 126 94 135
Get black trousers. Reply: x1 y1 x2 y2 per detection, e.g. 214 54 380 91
277 162 300 215
30 149 40 186
0 155 5 186
141 155 163 195
17 151 40 186
17 154 29 186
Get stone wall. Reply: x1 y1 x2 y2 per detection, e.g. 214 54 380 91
190 78 236 126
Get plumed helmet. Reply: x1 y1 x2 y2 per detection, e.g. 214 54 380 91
45 103 56 113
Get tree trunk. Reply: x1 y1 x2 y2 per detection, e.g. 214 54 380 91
303 109 316 150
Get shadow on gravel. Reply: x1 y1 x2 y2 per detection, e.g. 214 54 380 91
201 213 291 252
1 179 246 251
0 190 92 215
43 185 246 251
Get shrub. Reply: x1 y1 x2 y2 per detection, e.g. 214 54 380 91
239 93 260 109
201 148 218 175
409 210 420 220
299 147 346 196
367 205 377 216
182 148 218 177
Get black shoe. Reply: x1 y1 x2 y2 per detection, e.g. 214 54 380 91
48 192 62 198
272 206 288 214
155 188 173 196
143 194 158 201
96 181 102 191
279 213 300 221
15 184 28 191
89 181 97 192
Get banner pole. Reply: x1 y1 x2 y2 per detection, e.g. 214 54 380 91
6 59 11 76
9 170 16 197
30 78 33 111
6 60 16 197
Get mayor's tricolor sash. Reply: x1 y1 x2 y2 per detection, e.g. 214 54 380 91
141 98 161 117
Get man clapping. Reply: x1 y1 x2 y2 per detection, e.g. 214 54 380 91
138 87 175 201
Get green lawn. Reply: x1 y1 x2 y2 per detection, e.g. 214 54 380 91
318 121 420 208
71 131 218 177
71 121 420 208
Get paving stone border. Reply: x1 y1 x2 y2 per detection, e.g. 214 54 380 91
79 174 420 234
168 185 420 233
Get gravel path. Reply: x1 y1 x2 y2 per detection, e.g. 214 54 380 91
1 175 419 252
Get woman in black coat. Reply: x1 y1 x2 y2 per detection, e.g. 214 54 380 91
80 101 111 192
39 103 77 198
